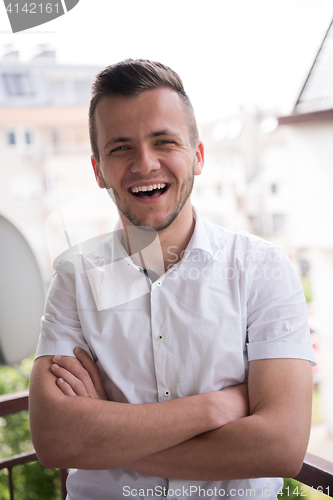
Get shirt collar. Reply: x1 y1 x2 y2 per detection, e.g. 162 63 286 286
182 207 215 261
109 206 215 267
110 220 130 263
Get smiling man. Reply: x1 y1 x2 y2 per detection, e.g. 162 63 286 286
29 60 316 500
90 83 204 268
92 87 201 231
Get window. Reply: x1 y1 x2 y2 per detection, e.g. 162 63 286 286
25 131 31 144
7 131 16 145
6 128 33 150
2 73 33 96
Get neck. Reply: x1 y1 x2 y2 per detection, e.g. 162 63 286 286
120 203 195 275
157 205 195 271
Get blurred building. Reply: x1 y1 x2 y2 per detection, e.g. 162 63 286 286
194 18 333 444
196 16 333 440
0 46 102 279
196 112 290 241
279 19 333 437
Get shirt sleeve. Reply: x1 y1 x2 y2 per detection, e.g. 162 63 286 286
35 266 89 359
245 242 316 366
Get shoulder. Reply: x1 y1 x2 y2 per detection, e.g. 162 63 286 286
53 232 114 275
202 219 286 267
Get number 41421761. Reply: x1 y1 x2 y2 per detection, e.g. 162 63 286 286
277 485 330 497
6 3 59 14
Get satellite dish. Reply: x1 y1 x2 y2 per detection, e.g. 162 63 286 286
0 214 45 365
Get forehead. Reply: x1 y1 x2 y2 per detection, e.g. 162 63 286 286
95 87 191 145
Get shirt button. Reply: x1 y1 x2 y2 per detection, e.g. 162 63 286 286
156 280 162 287
164 389 170 397
158 334 164 341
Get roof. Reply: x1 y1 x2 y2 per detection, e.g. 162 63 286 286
279 19 333 124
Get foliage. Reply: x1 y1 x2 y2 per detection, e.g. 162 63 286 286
280 478 306 500
301 277 312 303
0 358 60 499
280 478 330 500
312 387 322 425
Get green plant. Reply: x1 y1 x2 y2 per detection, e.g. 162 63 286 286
301 277 312 303
0 359 60 499
280 478 330 500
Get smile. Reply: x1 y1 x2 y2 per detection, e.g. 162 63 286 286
129 183 169 198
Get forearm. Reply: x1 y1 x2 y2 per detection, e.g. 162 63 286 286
125 359 313 481
31 389 214 470
125 412 307 481
30 357 232 470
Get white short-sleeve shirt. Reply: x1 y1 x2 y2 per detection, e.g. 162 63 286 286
36 208 315 500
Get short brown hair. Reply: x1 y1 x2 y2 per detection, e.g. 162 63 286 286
89 59 199 162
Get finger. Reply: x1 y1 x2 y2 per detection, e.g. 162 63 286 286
73 348 108 400
52 355 101 399
51 362 90 397
56 377 77 397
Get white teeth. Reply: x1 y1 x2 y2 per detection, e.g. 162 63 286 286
131 183 166 193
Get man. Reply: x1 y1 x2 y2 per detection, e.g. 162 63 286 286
29 59 315 500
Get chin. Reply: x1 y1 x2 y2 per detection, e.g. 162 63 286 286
123 212 177 232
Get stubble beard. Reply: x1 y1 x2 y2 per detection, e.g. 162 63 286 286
100 159 196 232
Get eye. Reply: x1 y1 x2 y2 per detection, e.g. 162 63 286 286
111 145 129 153
156 140 174 145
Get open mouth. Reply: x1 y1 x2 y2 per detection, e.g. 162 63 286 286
130 183 169 198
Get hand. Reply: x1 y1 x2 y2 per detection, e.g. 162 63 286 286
50 347 108 401
207 383 249 428
219 383 249 424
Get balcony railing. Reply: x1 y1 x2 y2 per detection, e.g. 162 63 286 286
1 391 333 499
0 390 67 500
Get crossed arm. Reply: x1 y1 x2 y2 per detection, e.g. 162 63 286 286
29 347 312 480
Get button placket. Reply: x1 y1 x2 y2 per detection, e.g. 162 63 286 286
150 277 168 402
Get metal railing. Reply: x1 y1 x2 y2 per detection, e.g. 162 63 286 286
1 391 333 499
0 390 67 500
295 453 333 496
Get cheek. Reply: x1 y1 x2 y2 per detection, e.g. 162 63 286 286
168 155 192 175
102 164 122 186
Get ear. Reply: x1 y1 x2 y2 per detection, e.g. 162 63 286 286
194 141 204 176
91 155 105 189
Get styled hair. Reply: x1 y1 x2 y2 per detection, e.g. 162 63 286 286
89 59 199 162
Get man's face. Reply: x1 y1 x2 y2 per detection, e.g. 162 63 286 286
91 87 204 232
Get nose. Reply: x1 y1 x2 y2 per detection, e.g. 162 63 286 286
130 145 160 175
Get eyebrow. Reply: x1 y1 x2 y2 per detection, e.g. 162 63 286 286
103 137 131 151
102 129 182 152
